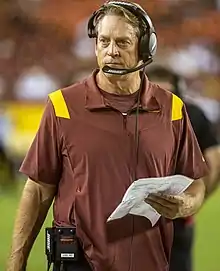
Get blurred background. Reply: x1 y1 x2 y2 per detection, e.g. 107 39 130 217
0 1 220 271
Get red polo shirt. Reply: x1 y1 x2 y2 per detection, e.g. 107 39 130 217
20 69 208 271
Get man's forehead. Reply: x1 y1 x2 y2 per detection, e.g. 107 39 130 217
98 15 136 37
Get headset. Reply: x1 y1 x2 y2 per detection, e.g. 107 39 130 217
87 1 157 75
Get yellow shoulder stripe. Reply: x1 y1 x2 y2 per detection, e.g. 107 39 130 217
171 93 183 121
49 89 70 119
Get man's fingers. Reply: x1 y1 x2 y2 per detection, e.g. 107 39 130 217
145 197 173 211
150 193 184 204
145 198 164 212
145 198 175 219
147 194 178 207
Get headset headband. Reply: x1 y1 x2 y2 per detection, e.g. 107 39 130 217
88 1 155 38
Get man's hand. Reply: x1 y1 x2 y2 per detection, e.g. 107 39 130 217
145 178 205 219
145 193 199 219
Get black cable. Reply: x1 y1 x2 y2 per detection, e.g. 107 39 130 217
134 68 146 168
128 67 147 271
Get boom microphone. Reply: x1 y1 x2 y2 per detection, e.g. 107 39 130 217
102 58 153 75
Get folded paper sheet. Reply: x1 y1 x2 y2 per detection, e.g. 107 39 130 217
107 175 193 226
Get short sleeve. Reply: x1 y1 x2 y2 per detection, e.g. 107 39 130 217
175 105 209 179
19 99 62 185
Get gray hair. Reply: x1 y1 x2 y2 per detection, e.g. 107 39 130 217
94 3 142 39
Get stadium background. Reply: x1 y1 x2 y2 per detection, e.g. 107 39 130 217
0 1 220 270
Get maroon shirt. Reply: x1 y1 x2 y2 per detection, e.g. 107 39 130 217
20 69 208 271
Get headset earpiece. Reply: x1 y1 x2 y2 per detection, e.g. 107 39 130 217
87 10 99 38
148 32 157 56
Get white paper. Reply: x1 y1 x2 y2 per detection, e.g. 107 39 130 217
107 175 193 226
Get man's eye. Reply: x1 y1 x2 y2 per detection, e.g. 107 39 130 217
100 39 108 43
99 39 109 47
118 40 129 46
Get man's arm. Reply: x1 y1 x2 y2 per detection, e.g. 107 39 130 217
145 101 209 220
182 177 205 215
145 178 206 219
7 178 56 271
7 95 63 270
203 146 220 197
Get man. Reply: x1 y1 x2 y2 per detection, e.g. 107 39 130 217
7 2 208 271
147 65 220 271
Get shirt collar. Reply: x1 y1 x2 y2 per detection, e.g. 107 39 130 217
85 69 161 112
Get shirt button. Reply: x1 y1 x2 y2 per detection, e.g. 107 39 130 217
76 187 81 193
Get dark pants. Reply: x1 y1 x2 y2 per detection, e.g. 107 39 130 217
53 258 92 271
170 219 194 271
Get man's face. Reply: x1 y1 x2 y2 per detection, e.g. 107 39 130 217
95 15 139 74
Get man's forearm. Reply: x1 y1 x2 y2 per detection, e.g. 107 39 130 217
7 179 55 271
185 178 206 213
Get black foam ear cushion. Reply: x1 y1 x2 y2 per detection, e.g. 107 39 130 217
139 33 150 62
87 10 100 38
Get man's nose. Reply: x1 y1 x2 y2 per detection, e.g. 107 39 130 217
107 41 119 57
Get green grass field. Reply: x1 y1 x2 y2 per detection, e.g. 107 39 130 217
0 182 219 271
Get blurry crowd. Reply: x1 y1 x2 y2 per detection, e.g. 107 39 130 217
0 0 220 185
